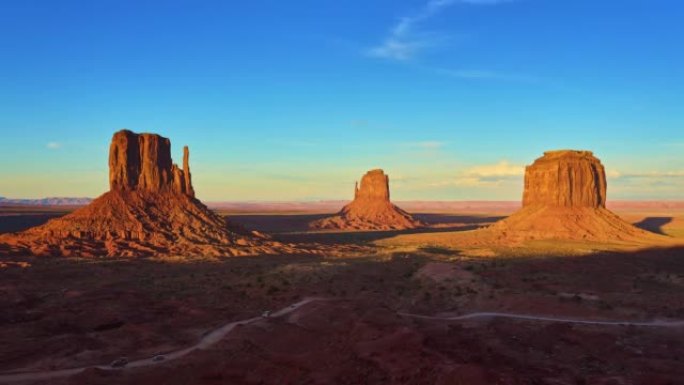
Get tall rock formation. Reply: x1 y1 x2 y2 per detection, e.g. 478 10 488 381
488 150 659 243
379 150 670 250
183 146 195 198
522 150 607 208
0 129 293 257
355 169 391 202
310 169 422 231
108 130 195 197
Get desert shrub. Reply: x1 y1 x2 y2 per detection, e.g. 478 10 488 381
267 285 279 294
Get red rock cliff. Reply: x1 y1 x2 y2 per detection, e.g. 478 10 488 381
0 129 297 257
108 130 194 196
522 150 607 208
310 169 420 230
481 149 659 243
354 169 390 202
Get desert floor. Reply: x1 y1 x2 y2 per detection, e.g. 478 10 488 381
1 203 683 385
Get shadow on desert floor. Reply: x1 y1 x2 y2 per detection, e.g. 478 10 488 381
2 245 684 384
226 213 506 245
633 216 674 235
0 213 67 234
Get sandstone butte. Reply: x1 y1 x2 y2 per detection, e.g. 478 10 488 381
486 150 664 243
0 130 297 257
310 169 422 231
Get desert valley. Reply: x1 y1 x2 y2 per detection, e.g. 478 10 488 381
0 130 683 385
2 2 683 384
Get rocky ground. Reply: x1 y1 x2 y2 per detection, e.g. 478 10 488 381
1 205 684 384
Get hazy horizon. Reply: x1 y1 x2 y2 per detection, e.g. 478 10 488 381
1 0 682 201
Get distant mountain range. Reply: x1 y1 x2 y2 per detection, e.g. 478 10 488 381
0 197 93 206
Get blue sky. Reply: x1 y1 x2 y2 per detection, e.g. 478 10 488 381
0 0 683 201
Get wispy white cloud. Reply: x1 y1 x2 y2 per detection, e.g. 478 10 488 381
608 169 684 199
609 170 684 179
46 142 62 149
430 160 524 187
467 160 524 178
368 39 431 61
367 0 512 61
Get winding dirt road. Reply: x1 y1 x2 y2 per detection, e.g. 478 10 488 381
0 298 321 384
398 311 684 327
1 298 682 384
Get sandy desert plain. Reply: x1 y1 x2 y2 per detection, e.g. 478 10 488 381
1 132 684 385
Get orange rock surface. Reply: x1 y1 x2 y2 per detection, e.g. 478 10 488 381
310 169 421 230
523 150 607 208
0 130 296 257
489 150 660 243
109 130 195 197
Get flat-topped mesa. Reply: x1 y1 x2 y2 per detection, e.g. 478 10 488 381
109 130 194 197
481 149 662 244
522 150 606 208
354 169 390 202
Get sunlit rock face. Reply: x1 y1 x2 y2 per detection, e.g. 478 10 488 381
109 130 194 197
0 129 296 258
354 169 391 202
483 149 660 244
522 150 607 209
